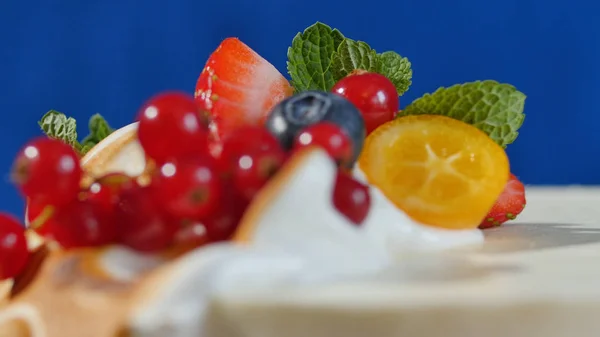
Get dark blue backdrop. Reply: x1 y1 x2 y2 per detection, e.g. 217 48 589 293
1 0 598 217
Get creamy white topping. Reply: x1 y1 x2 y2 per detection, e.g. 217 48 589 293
128 149 483 337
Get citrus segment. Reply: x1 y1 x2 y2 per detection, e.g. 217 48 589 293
358 115 509 230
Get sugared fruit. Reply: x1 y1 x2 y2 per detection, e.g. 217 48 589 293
293 122 353 166
332 72 399 135
195 38 293 141
0 213 29 280
358 115 509 229
265 91 365 166
332 171 371 225
12 137 82 206
479 173 526 229
137 92 209 164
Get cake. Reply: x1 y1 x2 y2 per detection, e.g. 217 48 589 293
0 21 554 337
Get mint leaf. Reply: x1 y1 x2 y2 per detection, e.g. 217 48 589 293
400 80 526 147
38 110 80 148
38 110 114 155
331 39 379 80
377 51 412 95
81 113 114 152
287 22 345 91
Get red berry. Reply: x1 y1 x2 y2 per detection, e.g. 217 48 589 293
194 38 293 142
48 199 118 249
151 156 222 220
116 186 178 252
332 171 371 225
203 185 248 242
479 173 527 229
232 146 286 200
85 173 136 211
216 126 283 177
12 137 82 206
137 92 210 163
0 213 29 280
332 72 398 135
173 221 209 248
293 122 353 166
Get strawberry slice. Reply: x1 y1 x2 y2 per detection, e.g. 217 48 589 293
479 173 526 229
195 38 293 142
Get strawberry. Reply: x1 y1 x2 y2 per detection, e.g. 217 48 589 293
479 173 526 229
195 38 293 142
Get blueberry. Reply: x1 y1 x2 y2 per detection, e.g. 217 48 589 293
265 91 365 166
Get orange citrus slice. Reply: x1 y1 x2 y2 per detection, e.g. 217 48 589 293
358 115 509 230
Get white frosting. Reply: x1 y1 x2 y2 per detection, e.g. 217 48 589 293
128 149 483 337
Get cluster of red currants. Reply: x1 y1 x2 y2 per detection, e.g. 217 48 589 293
0 89 377 281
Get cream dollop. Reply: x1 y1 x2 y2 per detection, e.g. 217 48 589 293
128 149 483 337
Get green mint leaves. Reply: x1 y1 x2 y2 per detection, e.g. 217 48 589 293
287 22 345 92
38 110 114 155
287 22 412 95
400 80 526 147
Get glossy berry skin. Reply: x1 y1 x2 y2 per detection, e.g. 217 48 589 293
332 72 399 135
332 171 371 225
12 137 82 206
137 92 210 164
49 199 118 249
85 173 137 211
232 146 286 201
215 126 283 177
203 183 248 242
116 186 178 252
152 156 222 220
0 213 29 280
293 122 353 167
264 91 365 167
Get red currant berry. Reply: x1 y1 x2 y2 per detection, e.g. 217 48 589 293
85 173 136 211
116 186 178 252
137 92 210 164
216 126 283 177
293 122 353 166
46 199 118 248
232 146 286 200
12 137 82 206
173 221 209 248
332 72 399 135
151 156 222 220
0 213 29 280
203 185 248 242
332 171 371 225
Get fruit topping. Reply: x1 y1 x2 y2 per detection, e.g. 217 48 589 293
85 173 137 212
216 126 284 177
195 38 293 141
332 72 399 135
49 199 118 249
0 213 29 280
358 115 509 230
151 157 222 220
293 122 353 167
479 173 526 229
137 92 209 164
12 137 82 207
332 170 371 225
115 186 179 252
232 145 286 201
264 91 365 166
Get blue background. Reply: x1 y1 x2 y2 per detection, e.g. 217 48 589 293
0 0 598 217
